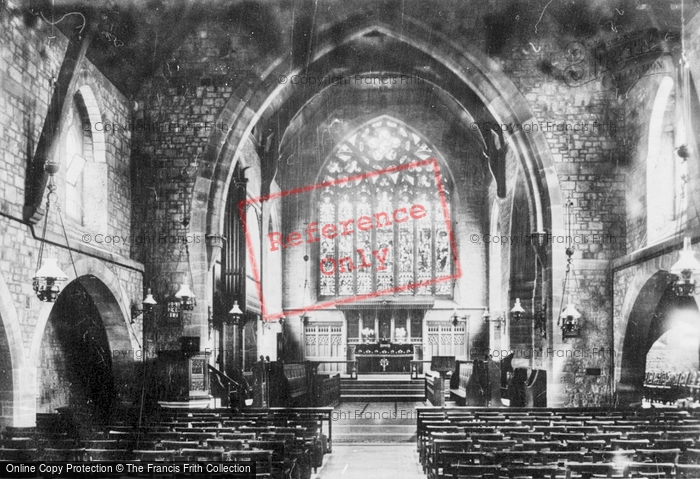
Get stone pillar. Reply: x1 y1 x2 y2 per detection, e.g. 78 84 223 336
12 366 37 427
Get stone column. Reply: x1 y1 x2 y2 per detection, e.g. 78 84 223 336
12 366 37 427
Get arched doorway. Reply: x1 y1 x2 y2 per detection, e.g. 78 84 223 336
38 278 116 424
618 270 700 405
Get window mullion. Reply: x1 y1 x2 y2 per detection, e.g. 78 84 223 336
393 185 399 297
413 192 418 296
334 200 339 297
431 200 437 296
371 187 377 293
352 191 358 296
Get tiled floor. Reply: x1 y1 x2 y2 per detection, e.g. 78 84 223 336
315 444 424 479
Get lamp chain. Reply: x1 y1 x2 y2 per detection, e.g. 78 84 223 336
186 241 195 294
558 196 575 329
36 176 56 274
557 255 572 329
56 196 79 281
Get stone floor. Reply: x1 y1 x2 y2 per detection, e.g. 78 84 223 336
334 401 425 421
333 401 424 443
314 444 424 479
311 401 426 478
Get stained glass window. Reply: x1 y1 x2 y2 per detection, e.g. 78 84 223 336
318 117 453 297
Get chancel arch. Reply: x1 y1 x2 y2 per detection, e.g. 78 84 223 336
190 16 565 382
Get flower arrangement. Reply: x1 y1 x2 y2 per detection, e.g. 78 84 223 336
395 327 407 342
361 327 375 343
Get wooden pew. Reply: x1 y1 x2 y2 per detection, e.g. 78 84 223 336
425 372 446 406
448 360 474 405
448 360 502 406
269 362 312 407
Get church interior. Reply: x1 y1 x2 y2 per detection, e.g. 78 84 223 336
4 0 700 477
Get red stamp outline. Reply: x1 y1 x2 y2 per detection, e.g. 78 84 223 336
240 157 461 321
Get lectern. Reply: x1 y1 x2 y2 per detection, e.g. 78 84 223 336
430 356 455 379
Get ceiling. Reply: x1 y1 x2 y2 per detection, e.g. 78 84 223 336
17 0 699 96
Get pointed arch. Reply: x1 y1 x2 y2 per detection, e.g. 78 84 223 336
30 257 138 368
191 15 562 259
617 270 700 405
314 114 457 189
188 12 565 403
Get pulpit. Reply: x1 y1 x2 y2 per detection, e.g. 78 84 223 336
156 344 212 408
354 343 414 373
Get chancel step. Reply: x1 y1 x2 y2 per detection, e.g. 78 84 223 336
341 378 424 402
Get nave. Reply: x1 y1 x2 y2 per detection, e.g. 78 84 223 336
5 401 700 478
6 0 700 477
415 405 700 479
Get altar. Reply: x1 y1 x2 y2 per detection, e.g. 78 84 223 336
354 343 414 374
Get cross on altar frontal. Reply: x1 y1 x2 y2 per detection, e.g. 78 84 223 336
379 357 389 371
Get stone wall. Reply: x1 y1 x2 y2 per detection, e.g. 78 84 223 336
608 12 700 405
127 1 638 406
0 7 142 426
4 0 699 418
489 37 626 404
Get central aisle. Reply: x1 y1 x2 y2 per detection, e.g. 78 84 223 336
313 400 426 478
334 401 421 443
315 444 424 479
